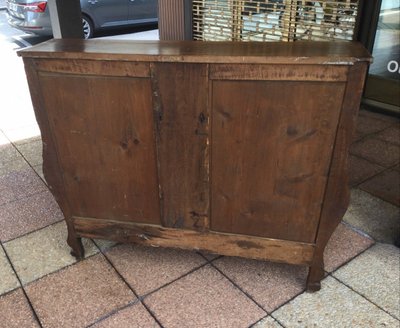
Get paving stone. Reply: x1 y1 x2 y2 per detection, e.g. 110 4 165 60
25 255 135 328
324 222 374 273
145 265 266 328
272 276 399 328
334 243 400 320
343 189 400 244
253 316 284 328
0 166 47 205
355 113 394 137
0 191 64 242
16 139 43 166
93 238 119 252
0 157 30 177
375 125 400 145
348 155 385 186
0 288 40 328
350 137 399 167
213 257 307 312
199 251 221 261
91 302 160 328
105 244 206 296
0 246 20 296
4 221 98 285
0 143 20 164
360 169 400 206
32 164 45 183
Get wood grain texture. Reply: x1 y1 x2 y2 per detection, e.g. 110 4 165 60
39 73 161 225
211 80 345 243
20 40 371 291
18 39 372 65
152 63 210 230
33 58 150 77
306 62 369 291
210 64 349 81
73 217 315 265
22 58 84 258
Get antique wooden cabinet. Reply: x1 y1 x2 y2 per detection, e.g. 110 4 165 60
19 40 371 291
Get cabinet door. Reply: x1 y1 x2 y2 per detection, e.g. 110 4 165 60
39 73 161 225
211 80 346 243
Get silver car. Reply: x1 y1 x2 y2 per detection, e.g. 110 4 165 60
6 0 158 39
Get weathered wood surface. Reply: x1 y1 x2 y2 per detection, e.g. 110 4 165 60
151 63 210 230
18 39 371 65
210 64 349 81
39 73 161 224
211 80 345 242
306 62 369 291
74 217 315 265
20 40 371 291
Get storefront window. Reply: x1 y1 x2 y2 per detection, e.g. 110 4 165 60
364 0 400 110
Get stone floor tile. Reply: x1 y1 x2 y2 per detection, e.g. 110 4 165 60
350 137 400 167
343 189 400 244
272 276 399 328
145 265 266 328
0 246 20 295
0 191 64 242
252 316 284 328
348 155 385 187
334 243 400 320
0 156 30 177
0 288 40 328
91 302 160 328
324 222 374 273
93 238 119 252
2 125 41 145
105 244 206 296
358 109 399 124
0 166 47 205
25 255 135 328
0 143 20 164
213 257 307 312
32 164 45 183
198 251 221 261
375 125 400 145
355 113 394 137
360 169 400 206
16 139 43 166
4 222 98 285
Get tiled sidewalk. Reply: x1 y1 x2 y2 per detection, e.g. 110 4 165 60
0 109 399 328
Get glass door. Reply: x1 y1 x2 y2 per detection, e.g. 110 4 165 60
364 0 400 113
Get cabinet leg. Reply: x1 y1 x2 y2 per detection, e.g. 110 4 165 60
66 224 84 260
306 261 324 292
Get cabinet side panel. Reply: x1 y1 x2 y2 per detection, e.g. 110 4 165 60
211 80 345 243
152 63 209 230
38 73 161 225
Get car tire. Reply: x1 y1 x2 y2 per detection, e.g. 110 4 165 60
82 15 93 39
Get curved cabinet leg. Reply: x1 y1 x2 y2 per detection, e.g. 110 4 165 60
66 222 84 260
306 257 324 292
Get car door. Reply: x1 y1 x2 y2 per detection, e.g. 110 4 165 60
128 0 158 23
82 0 129 28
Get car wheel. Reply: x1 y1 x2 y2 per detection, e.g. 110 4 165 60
82 16 93 39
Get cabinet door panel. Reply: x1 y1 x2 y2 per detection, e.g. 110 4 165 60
39 73 161 225
211 80 345 242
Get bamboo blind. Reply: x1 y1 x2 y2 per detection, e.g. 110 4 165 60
193 0 359 41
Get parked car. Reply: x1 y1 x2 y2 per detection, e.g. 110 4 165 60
6 0 158 39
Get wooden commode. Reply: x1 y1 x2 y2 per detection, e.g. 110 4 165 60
18 39 371 291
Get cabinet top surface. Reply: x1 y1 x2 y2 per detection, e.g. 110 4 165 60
18 39 371 65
